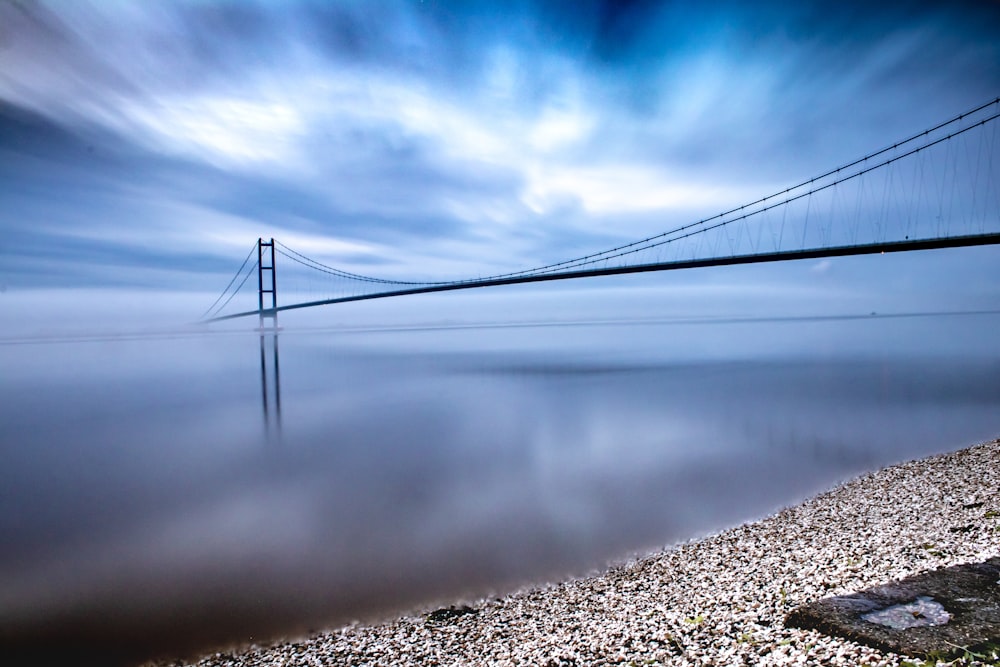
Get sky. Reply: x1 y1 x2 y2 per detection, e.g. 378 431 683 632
1 0 999 328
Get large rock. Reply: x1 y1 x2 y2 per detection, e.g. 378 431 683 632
786 557 1000 659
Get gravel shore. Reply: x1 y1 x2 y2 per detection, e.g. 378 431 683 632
166 438 1000 666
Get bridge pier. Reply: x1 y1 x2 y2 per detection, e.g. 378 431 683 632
257 237 281 439
257 237 278 330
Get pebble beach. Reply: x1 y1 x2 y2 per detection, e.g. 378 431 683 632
163 437 1000 667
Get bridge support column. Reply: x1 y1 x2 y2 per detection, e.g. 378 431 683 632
257 237 277 330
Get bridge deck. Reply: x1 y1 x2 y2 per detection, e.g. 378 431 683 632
206 232 1000 323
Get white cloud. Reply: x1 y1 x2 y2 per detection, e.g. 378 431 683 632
528 107 594 152
277 231 378 259
119 96 305 168
523 163 769 216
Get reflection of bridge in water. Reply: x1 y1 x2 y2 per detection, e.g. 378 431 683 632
203 97 1000 325
259 331 281 439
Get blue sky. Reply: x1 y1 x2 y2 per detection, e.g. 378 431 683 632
1 1 999 327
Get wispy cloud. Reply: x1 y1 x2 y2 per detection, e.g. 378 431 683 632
1 1 998 294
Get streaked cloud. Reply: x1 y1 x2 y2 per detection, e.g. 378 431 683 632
0 0 997 299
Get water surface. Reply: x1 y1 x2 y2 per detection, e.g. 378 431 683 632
1 312 997 662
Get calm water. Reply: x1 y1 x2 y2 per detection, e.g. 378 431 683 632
1 312 998 661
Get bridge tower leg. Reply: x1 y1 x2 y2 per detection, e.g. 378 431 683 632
257 237 277 330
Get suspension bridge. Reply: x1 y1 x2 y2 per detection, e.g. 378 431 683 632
203 97 1000 326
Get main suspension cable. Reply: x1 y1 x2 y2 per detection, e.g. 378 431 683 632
200 243 258 320
467 97 1000 281
206 258 259 320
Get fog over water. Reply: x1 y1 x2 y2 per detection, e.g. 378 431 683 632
1 298 998 664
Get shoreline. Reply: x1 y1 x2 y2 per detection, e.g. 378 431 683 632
168 437 1000 666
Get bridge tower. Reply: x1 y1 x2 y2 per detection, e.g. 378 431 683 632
257 237 277 329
